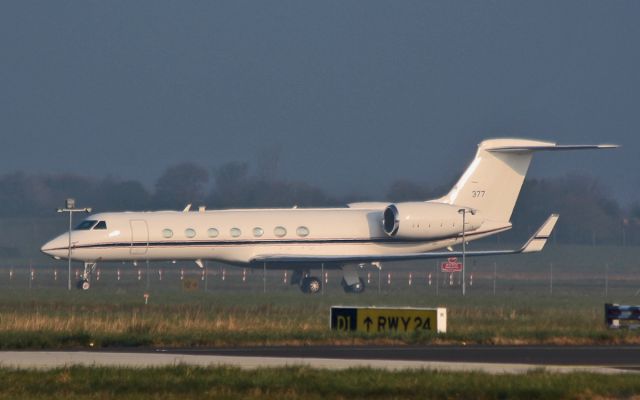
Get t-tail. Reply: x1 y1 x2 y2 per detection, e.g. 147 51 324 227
437 138 617 223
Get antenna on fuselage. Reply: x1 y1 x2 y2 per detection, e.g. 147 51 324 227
183 204 192 212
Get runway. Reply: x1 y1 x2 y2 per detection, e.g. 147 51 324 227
157 345 640 366
0 346 638 374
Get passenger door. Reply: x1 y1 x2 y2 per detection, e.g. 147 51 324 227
130 219 149 255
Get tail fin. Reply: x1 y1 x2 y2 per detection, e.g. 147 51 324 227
438 138 617 223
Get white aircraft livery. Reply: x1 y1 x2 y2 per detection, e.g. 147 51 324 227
41 138 616 293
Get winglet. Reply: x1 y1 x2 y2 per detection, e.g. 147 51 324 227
520 214 559 253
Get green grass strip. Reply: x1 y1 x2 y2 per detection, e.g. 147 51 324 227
0 366 638 399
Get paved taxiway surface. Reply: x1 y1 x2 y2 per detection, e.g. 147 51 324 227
157 345 640 366
0 346 638 374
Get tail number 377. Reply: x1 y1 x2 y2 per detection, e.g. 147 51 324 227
472 190 486 198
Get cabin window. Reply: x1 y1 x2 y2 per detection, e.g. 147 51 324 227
162 229 173 238
296 226 310 237
207 228 219 238
93 221 107 230
185 228 196 238
274 226 287 237
75 220 97 230
253 227 264 237
230 228 241 238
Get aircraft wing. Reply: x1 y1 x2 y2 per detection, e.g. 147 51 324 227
250 214 559 264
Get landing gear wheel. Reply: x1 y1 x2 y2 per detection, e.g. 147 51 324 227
300 277 322 294
76 262 98 291
76 279 91 290
341 278 365 294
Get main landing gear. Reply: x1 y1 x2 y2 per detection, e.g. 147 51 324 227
291 267 367 294
340 264 366 294
341 277 365 293
291 270 322 294
77 262 97 290
301 276 322 294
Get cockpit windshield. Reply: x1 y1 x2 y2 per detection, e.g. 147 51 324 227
75 220 108 230
75 220 97 230
94 221 107 230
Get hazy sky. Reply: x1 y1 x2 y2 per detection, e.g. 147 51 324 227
1 1 638 201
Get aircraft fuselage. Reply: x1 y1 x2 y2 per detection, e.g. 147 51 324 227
41 205 498 266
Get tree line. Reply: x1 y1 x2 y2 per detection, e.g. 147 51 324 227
0 162 638 246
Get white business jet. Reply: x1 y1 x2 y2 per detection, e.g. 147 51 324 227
41 138 616 293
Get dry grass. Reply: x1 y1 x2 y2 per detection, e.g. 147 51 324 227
0 288 636 348
0 306 311 334
1 247 639 349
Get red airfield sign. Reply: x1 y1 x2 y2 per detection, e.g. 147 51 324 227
441 257 463 273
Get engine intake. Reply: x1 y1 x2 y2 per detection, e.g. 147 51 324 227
383 204 399 235
382 202 481 239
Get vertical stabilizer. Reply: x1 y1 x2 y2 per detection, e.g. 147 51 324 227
437 138 616 223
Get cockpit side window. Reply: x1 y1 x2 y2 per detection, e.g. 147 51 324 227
93 221 107 230
75 220 97 230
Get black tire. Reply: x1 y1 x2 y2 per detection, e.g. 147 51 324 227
76 279 90 290
300 277 321 294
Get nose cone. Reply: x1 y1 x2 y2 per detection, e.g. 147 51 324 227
41 235 69 259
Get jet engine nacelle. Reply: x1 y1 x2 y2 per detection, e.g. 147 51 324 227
383 202 482 239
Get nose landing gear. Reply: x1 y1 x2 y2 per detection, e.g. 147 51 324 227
77 262 97 290
77 279 91 290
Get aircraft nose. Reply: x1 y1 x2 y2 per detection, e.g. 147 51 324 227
41 235 68 259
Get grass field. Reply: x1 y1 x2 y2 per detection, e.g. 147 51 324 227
0 244 638 348
0 292 637 349
0 244 638 398
0 365 639 400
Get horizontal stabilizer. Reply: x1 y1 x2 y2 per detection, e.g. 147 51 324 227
487 144 618 153
437 138 616 223
250 214 560 265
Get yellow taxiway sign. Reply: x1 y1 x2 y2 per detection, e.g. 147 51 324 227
330 306 446 333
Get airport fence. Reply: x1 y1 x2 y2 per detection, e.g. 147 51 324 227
0 259 638 298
